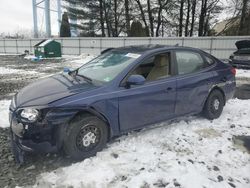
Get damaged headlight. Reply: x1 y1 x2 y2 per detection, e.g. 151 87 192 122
20 109 39 122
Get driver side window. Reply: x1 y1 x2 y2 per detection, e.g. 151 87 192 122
130 52 171 82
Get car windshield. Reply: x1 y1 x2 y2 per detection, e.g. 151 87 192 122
77 51 140 83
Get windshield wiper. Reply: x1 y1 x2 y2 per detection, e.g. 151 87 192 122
76 73 92 82
68 69 92 83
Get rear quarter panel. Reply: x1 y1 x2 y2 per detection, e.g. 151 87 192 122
211 60 236 101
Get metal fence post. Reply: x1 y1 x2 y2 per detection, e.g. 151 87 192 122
78 38 81 55
30 39 32 54
123 37 126 47
148 37 151 45
61 38 63 55
3 39 6 54
100 38 102 54
16 39 18 54
209 37 214 54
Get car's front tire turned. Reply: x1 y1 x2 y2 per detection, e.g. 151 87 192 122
203 89 225 120
63 115 108 161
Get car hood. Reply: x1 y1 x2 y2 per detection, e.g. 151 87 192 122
16 74 97 107
235 40 250 49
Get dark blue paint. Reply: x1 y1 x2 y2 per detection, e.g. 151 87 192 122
9 45 236 158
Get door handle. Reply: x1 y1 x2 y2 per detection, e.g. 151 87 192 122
221 77 227 82
166 87 173 92
206 79 211 85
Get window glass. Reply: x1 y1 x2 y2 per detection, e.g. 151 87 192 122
78 51 138 83
204 55 214 65
130 53 171 82
176 51 206 74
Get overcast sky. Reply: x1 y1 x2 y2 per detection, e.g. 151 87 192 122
0 0 33 34
0 0 59 36
0 0 230 37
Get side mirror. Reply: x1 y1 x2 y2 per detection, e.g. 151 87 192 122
126 75 145 87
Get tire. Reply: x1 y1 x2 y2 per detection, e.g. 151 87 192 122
203 89 225 120
63 115 108 161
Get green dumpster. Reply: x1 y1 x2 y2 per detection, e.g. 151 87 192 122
34 39 62 58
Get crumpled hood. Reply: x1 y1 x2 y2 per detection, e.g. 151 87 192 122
16 74 97 107
235 40 250 49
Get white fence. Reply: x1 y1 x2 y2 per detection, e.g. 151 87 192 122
0 36 250 59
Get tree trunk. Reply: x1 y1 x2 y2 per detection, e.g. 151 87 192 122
99 0 105 37
147 0 154 37
114 0 118 37
198 0 208 36
179 0 184 37
190 0 196 36
103 1 111 37
156 0 163 37
125 0 130 36
185 0 191 36
203 13 210 36
135 0 150 36
239 0 248 35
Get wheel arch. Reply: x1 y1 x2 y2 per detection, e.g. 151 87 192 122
206 86 226 106
67 107 112 141
209 85 226 105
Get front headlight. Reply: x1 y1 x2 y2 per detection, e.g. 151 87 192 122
20 109 39 122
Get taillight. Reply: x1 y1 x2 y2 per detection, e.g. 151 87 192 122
231 67 236 75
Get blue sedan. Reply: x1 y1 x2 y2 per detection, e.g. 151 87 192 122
9 45 236 162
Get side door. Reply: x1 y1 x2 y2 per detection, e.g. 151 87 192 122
118 51 177 132
174 50 215 116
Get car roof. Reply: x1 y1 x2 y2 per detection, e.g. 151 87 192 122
113 44 198 54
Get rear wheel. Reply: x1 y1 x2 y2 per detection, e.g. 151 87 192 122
63 115 108 161
203 89 225 120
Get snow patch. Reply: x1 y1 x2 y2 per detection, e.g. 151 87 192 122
236 69 250 79
0 66 38 75
36 99 250 188
64 54 96 68
0 100 11 128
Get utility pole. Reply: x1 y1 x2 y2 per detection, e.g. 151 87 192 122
33 0 61 38
45 0 51 37
57 0 62 36
32 0 38 38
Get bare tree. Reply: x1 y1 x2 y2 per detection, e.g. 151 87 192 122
147 0 154 37
239 0 249 35
189 0 197 36
125 0 130 36
185 0 191 36
179 0 185 36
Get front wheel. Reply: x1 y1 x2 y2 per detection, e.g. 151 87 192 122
203 89 225 120
63 115 108 161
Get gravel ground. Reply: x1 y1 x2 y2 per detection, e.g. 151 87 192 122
0 55 249 188
0 55 85 188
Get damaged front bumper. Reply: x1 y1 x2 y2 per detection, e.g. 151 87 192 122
9 106 78 164
10 110 58 163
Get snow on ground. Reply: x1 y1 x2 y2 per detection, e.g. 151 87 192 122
63 54 96 68
36 99 250 188
24 54 96 69
0 66 37 75
0 66 38 75
236 69 250 79
0 100 11 128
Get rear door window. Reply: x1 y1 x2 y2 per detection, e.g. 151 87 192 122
175 51 206 75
